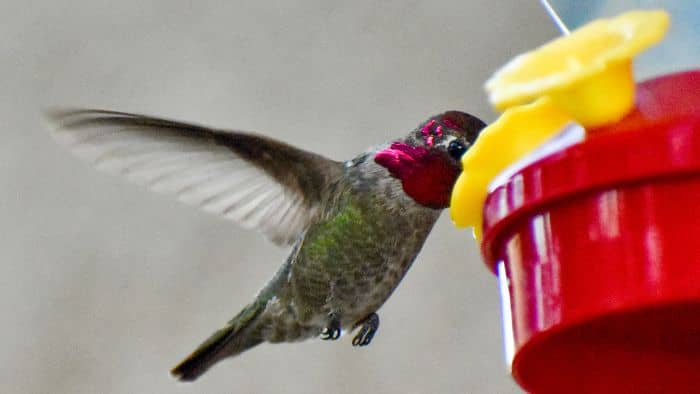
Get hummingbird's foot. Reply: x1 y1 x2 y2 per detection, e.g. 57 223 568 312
320 312 341 340
352 312 379 347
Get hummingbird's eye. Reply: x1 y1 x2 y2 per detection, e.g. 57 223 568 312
448 140 468 160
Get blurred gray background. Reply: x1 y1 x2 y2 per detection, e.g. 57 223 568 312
2 1 555 393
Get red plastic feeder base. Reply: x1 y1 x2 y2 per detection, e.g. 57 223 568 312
482 71 700 393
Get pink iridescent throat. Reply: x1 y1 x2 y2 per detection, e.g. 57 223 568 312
374 142 460 209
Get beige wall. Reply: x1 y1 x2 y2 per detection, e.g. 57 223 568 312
2 1 556 393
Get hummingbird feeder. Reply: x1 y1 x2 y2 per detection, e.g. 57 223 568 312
451 8 700 393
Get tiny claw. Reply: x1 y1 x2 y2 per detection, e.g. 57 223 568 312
321 327 341 340
352 313 379 347
321 312 341 341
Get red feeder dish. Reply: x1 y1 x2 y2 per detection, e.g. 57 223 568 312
481 70 700 393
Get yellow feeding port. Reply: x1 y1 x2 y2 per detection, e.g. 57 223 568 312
485 10 669 128
450 97 572 240
451 9 672 240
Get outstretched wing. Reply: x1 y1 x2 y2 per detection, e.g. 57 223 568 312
47 109 344 246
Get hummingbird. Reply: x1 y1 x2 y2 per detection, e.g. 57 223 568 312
48 108 485 381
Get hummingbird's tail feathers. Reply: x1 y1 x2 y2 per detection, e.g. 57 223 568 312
171 303 265 381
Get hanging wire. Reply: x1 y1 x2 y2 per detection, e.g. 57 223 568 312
539 0 570 35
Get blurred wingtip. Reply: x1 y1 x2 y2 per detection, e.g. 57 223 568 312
41 107 75 146
42 107 95 134
41 108 123 144
42 106 68 129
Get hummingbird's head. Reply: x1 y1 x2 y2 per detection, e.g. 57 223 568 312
374 111 486 209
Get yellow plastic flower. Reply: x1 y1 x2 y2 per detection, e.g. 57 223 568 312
450 9 670 240
450 97 572 239
486 9 669 127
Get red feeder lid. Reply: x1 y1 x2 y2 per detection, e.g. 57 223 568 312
482 70 700 268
